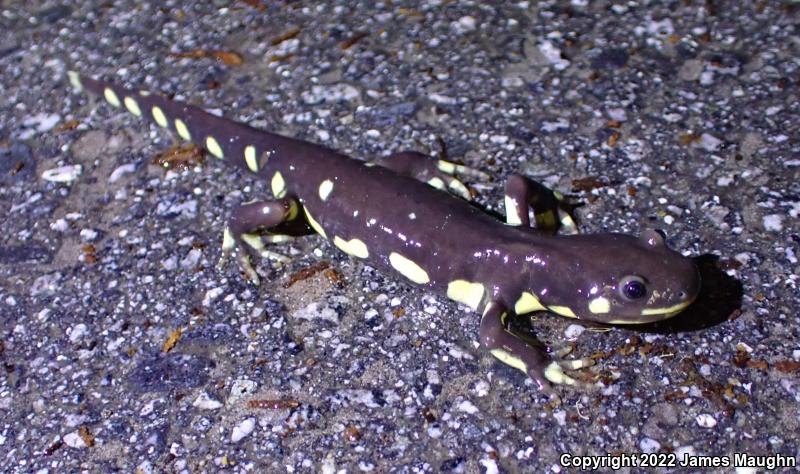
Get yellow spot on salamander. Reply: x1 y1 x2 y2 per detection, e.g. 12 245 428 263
67 71 82 91
543 361 576 385
535 211 556 229
286 200 298 220
303 207 327 239
123 97 141 116
504 195 522 226
514 292 546 314
175 119 191 141
221 228 236 251
241 233 265 252
448 179 471 200
152 106 168 128
333 236 368 258
271 172 287 198
437 160 456 174
244 145 258 172
490 349 528 373
139 90 151 97
104 87 121 108
318 179 334 201
389 252 429 285
549 305 577 318
446 280 485 310
588 296 611 314
427 177 445 190
206 136 224 159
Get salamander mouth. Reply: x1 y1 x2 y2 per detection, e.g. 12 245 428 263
640 295 697 317
605 294 697 325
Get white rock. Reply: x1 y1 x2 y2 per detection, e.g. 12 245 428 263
639 437 661 453
564 324 585 340
231 418 256 442
696 413 717 428
42 164 82 183
763 214 783 232
62 432 87 449
68 323 89 344
193 392 223 410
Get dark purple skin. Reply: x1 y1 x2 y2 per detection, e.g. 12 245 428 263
71 73 701 389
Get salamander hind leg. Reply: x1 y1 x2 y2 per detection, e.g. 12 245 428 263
371 151 488 201
479 302 595 393
219 197 301 284
503 174 578 234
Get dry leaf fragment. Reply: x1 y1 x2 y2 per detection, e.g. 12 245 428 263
55 119 81 132
240 0 266 11
270 27 301 45
284 261 331 288
163 327 183 353
775 360 800 373
247 399 301 409
78 426 95 447
171 49 243 66
153 144 205 171
572 176 606 192
341 31 369 50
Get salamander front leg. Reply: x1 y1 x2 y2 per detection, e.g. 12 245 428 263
219 197 300 284
479 302 594 392
503 174 578 234
371 151 488 200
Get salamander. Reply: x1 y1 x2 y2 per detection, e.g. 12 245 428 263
67 71 701 392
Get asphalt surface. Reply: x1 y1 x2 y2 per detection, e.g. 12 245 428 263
1 1 798 472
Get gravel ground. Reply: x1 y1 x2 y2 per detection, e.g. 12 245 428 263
1 1 798 472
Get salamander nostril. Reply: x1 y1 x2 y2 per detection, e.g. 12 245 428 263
678 291 686 299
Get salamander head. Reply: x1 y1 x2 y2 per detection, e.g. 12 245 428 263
523 229 700 323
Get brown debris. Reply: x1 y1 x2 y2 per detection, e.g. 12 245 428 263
322 267 344 286
163 327 183 353
44 439 63 455
152 144 205 171
618 335 641 356
664 390 689 402
81 244 98 264
171 49 244 66
270 27 301 46
775 360 800 373
240 0 266 11
10 161 24 176
607 131 621 147
678 133 701 146
55 119 81 133
284 261 331 288
397 7 423 17
746 359 768 370
268 53 295 63
341 31 369 50
343 425 361 442
78 426 95 447
675 358 736 417
247 399 301 409
571 176 606 192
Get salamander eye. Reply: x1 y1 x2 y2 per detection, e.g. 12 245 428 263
620 276 647 300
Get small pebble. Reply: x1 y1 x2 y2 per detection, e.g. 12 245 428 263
231 418 256 442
